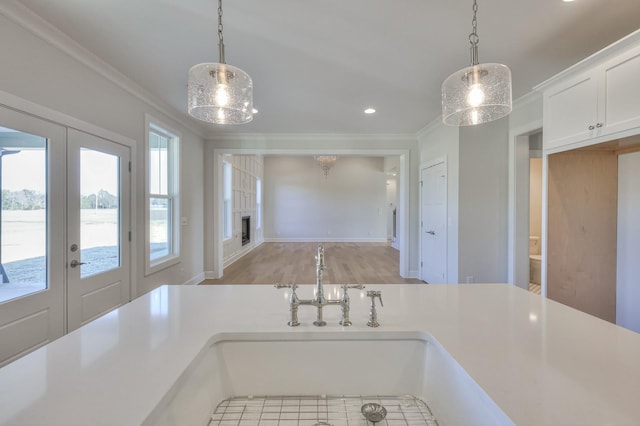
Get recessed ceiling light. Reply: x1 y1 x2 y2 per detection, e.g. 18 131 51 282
252 108 259 114
562 0 576 2
364 108 376 114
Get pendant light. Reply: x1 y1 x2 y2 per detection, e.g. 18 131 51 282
314 156 337 178
441 0 512 126
188 0 253 125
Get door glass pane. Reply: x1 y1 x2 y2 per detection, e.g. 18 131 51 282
80 149 120 278
149 197 170 261
0 127 47 302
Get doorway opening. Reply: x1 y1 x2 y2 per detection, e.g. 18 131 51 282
528 132 543 295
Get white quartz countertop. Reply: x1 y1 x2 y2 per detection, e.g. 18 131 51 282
1 284 640 425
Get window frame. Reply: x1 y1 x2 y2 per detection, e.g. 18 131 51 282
222 160 233 241
145 115 180 275
256 177 262 230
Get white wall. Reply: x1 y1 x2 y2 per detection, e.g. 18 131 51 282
458 117 510 283
264 156 386 241
0 13 205 295
617 151 640 332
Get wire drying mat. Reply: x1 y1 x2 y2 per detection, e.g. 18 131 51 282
209 395 438 426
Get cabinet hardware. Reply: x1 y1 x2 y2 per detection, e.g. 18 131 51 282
596 123 603 128
588 125 595 130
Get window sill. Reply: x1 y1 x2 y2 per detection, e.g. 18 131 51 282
145 255 181 276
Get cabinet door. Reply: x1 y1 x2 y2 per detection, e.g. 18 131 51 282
544 71 599 150
603 45 640 135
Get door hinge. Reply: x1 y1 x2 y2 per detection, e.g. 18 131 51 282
421 261 423 267
128 161 131 172
420 180 423 187
421 220 423 228
128 231 131 242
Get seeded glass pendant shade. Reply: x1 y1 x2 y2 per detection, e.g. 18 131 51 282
442 0 512 126
188 63 252 124
187 0 253 125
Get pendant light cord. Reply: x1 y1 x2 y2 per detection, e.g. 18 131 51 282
218 0 226 64
468 0 479 66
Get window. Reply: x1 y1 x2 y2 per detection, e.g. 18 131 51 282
146 116 180 273
222 160 232 240
256 178 262 229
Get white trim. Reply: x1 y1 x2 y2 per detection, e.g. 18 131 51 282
206 133 416 143
144 114 182 276
512 91 543 110
507 120 543 290
263 238 389 243
407 270 421 279
416 116 445 140
0 1 206 139
182 273 205 286
534 29 640 92
222 241 264 269
203 271 217 280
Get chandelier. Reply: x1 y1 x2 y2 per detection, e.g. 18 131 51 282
314 156 337 178
441 0 512 126
187 0 253 125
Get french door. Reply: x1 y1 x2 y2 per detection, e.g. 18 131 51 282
0 106 66 365
67 129 130 331
0 106 131 365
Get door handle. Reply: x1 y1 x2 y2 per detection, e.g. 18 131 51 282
70 260 87 268
426 230 435 235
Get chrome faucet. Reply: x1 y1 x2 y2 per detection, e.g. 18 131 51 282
275 245 364 326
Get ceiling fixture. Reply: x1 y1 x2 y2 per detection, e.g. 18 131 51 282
314 155 337 178
364 108 376 114
187 0 253 125
441 0 512 126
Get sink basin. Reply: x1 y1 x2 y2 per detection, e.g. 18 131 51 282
144 331 512 425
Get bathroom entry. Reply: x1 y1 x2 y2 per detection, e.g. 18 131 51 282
529 133 543 295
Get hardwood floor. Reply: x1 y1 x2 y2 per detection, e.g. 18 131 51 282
200 242 424 285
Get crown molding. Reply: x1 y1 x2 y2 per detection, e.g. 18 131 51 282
534 28 640 92
206 132 418 143
415 116 446 140
513 90 542 110
0 1 206 138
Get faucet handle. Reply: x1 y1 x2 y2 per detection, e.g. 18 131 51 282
341 284 365 292
274 283 298 291
366 290 383 307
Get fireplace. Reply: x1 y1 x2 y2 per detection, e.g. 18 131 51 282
241 216 250 246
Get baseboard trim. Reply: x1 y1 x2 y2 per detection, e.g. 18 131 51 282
407 270 421 279
182 272 205 286
203 271 218 280
264 237 388 243
223 240 264 269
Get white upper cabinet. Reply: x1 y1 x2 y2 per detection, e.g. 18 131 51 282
537 32 640 151
543 70 600 149
602 46 640 135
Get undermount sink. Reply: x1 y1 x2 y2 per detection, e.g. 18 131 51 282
144 331 512 425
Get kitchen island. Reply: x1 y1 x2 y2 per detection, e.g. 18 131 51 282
1 284 640 425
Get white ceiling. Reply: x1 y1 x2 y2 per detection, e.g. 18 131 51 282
14 0 640 135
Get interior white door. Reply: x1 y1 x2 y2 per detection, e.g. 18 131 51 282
420 162 447 283
0 106 66 366
67 129 130 331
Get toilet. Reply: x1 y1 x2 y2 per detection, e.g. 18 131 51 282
529 236 541 285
